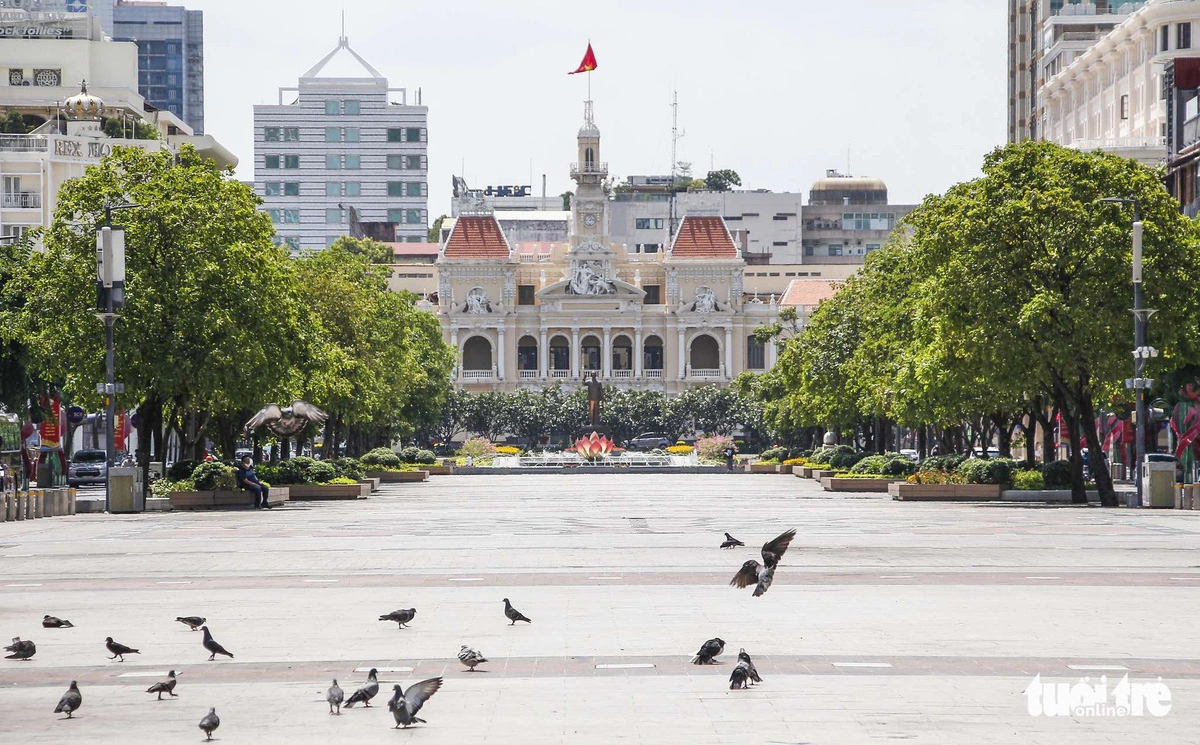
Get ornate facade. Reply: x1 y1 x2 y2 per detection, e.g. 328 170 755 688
436 101 780 393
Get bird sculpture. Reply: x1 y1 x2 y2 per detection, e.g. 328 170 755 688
720 533 745 549
105 637 140 662
458 645 488 671
5 637 35 660
42 615 74 628
503 598 531 625
327 679 344 715
729 528 797 597
691 637 726 665
146 670 179 700
200 626 233 661
199 707 220 740
387 678 443 728
379 608 416 629
54 681 82 718
243 401 328 437
344 668 379 708
176 616 205 631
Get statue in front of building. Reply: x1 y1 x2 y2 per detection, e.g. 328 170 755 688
585 371 604 427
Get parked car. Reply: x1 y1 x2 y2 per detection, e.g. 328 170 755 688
68 449 108 486
628 432 672 451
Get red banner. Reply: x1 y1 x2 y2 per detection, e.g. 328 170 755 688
38 395 61 450
114 409 128 451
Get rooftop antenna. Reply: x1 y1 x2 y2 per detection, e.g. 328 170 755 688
847 144 852 177
669 90 686 237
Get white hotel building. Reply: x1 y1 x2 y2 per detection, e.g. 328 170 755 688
253 34 429 251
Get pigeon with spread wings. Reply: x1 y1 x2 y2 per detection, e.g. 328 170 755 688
729 529 796 597
243 401 328 437
387 677 443 728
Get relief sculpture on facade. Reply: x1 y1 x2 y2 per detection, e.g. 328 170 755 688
566 259 617 295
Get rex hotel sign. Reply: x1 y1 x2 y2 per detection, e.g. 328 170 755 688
54 139 113 159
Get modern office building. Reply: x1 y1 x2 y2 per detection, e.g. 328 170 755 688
253 33 429 252
112 1 204 133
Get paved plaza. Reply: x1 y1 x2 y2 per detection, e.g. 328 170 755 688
2 474 1200 744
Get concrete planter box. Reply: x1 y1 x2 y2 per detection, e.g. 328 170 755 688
288 483 370 500
780 465 795 474
800 467 815 478
422 465 453 476
821 477 900 492
367 470 429 483
170 487 290 510
358 478 381 492
813 469 837 480
748 464 780 474
889 483 1002 501
1002 489 1099 504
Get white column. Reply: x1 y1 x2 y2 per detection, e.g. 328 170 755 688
634 327 643 378
450 328 459 379
724 326 733 378
496 327 506 381
678 327 687 380
768 336 778 369
571 327 580 378
539 329 548 379
602 327 612 378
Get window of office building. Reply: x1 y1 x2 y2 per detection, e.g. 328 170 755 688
325 100 340 115
284 237 300 250
326 154 340 170
326 127 341 143
635 217 664 230
1180 22 1192 50
841 212 894 231
284 155 299 169
406 154 423 170
866 243 881 252
345 128 360 143
326 236 340 247
344 182 360 197
284 182 300 196
265 155 280 169
407 182 423 198
284 128 299 142
326 181 341 196
267 208 281 223
388 208 404 223
643 284 662 304
829 244 843 256
1162 24 1170 52
265 182 281 196
406 127 422 142
344 100 360 115
406 209 422 224
388 181 403 197
405 236 422 243
345 154 360 169
264 127 281 141
518 285 536 305
387 154 403 170
326 208 344 224
283 209 299 224
640 244 660 254
387 128 403 143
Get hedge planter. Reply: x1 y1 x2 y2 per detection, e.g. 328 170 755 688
821 477 901 492
422 465 453 476
170 487 290 510
813 469 838 480
780 465 794 474
1002 489 1099 504
367 470 430 483
288 483 371 500
748 464 780 474
359 478 381 493
801 467 815 478
888 483 1001 501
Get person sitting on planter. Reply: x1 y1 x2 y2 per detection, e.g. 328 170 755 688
237 455 271 509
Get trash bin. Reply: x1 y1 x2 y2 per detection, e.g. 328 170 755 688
1142 458 1177 508
108 467 144 513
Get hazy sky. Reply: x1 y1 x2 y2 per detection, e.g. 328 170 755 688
182 0 1005 212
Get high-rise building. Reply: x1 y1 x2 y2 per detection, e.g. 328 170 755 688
112 1 204 133
253 33 428 252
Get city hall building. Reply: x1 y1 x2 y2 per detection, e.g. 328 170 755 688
436 101 783 393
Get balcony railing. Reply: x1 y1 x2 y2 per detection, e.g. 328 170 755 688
611 370 633 379
2 193 40 209
569 161 609 176
644 369 664 379
460 369 494 381
0 135 49 153
518 369 539 379
689 368 722 380
550 369 570 379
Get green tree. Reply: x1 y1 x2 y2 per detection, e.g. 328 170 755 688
464 390 513 442
330 235 394 264
705 169 742 192
2 110 29 135
560 191 573 211
600 387 666 446
426 387 471 449
427 214 447 244
102 117 159 140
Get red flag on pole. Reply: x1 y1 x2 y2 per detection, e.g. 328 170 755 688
569 43 598 74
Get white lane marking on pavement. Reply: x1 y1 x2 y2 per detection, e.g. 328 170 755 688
1025 576 1061 580
449 577 483 582
589 576 623 580
1169 577 1200 580
1068 664 1129 671
879 575 913 579
832 662 893 668
4 554 34 558
157 581 192 585
596 663 655 669
355 666 412 673
303 579 338 583
118 671 177 678
6 583 43 587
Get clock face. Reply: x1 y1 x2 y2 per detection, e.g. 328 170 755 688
583 214 598 227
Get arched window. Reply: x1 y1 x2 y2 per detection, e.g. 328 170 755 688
462 336 493 370
612 334 633 371
690 334 720 370
643 335 664 371
747 335 766 370
549 334 570 371
517 335 538 372
585 147 595 166
581 334 602 371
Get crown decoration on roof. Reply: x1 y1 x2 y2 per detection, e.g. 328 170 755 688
63 79 105 121
300 22 386 81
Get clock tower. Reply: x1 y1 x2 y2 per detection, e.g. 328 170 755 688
570 100 607 244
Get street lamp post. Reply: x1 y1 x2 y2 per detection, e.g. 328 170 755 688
1101 197 1156 509
97 204 137 513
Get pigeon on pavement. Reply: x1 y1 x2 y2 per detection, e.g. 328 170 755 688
5 637 35 660
387 678 443 728
503 598 531 625
379 608 416 629
458 645 488 671
54 681 82 718
199 707 220 740
729 660 751 689
146 670 178 700
691 637 726 665
344 668 379 708
737 648 762 685
720 533 745 549
42 615 74 628
327 679 344 714
200 626 233 661
729 528 797 597
105 637 140 662
176 616 205 631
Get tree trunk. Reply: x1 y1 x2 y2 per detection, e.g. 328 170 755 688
917 425 928 459
1023 412 1037 468
280 437 290 461
1078 386 1118 507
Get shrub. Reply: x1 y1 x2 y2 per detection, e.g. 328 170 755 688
1012 470 1045 491
759 447 788 462
1042 459 1073 489
459 437 497 459
331 457 365 481
783 457 807 466
955 458 1015 486
666 444 693 455
361 447 401 468
494 445 521 455
151 478 193 498
398 446 421 463
267 456 336 484
696 435 734 461
328 476 359 485
413 449 436 464
167 459 199 481
920 454 965 472
810 444 853 465
829 451 866 470
906 469 966 485
850 455 889 475
191 461 236 491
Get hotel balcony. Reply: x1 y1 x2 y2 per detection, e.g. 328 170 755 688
2 193 41 209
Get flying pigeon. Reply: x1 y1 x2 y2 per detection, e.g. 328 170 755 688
458 645 488 671
387 678 443 728
344 667 379 708
42 615 74 628
176 616 205 631
200 626 233 661
729 528 797 597
324 678 345 715
105 637 140 662
691 637 726 665
244 401 328 437
54 681 82 718
146 670 178 700
379 608 416 629
199 707 220 740
503 598 531 625
5 637 35 660
737 648 762 685
720 533 745 549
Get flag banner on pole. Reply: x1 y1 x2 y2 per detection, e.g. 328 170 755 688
569 43 598 74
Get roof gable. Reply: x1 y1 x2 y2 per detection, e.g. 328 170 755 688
442 215 511 260
779 279 841 308
669 215 739 259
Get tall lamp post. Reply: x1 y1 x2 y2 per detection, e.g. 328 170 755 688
97 204 138 513
1101 196 1156 509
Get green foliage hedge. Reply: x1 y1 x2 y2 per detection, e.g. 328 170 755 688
257 456 336 485
361 447 401 468
759 447 788 462
955 458 1017 486
920 455 965 473
849 452 916 476
168 459 200 481
1013 470 1045 490
330 457 365 481
191 461 236 491
1041 459 1073 489
398 446 436 464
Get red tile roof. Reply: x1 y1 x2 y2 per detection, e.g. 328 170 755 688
443 215 511 259
669 215 739 259
384 242 439 258
779 279 841 308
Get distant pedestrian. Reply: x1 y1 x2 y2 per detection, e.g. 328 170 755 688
236 456 271 509
723 443 737 472
465 455 474 468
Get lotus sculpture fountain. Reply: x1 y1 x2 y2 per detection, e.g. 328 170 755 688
572 431 615 461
